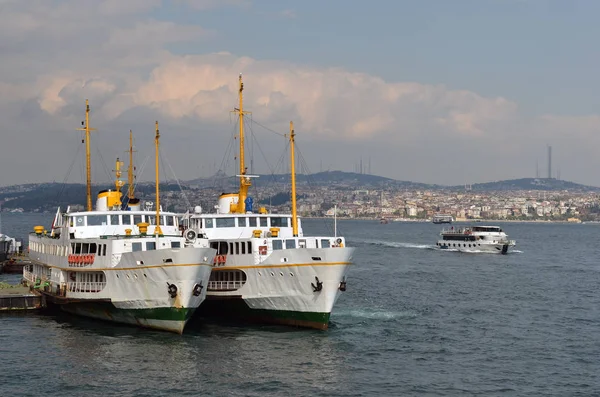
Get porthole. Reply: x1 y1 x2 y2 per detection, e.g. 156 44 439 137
289 272 294 277
279 272 284 276
270 272 275 276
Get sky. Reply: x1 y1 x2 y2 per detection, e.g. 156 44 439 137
1 0 600 187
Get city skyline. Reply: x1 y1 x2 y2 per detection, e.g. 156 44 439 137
1 1 599 187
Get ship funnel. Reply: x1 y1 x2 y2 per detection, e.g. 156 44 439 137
218 193 238 214
96 190 122 211
127 198 141 211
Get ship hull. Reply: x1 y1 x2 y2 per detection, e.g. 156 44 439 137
437 241 514 254
60 302 196 334
198 297 331 329
26 246 214 334
202 247 354 330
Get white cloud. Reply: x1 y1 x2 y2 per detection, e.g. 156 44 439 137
0 1 599 186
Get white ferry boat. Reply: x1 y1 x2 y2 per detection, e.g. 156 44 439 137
436 225 516 254
432 214 453 224
183 75 355 330
23 106 215 334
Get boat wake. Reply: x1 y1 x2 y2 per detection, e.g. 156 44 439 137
436 247 522 255
333 308 418 321
357 239 437 250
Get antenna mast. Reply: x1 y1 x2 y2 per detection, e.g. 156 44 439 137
76 99 96 211
128 130 136 200
231 74 252 213
154 121 162 236
290 121 298 237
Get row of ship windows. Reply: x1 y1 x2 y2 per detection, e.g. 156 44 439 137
196 216 291 229
131 241 180 252
210 238 332 255
437 243 481 248
29 241 181 255
69 215 177 227
29 242 110 257
212 241 252 255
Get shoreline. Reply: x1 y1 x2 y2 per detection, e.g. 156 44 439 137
303 216 588 224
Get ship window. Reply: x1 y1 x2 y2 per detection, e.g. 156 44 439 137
270 217 289 227
205 219 214 228
132 242 142 252
166 216 175 226
229 242 234 254
216 218 235 228
235 242 240 254
286 239 296 249
134 215 142 225
74 216 85 226
247 242 252 253
102 244 107 256
171 241 180 248
68 217 73 227
74 243 82 254
259 218 268 227
147 215 156 225
122 215 132 225
87 215 107 226
320 239 330 248
241 242 246 254
238 217 247 227
146 242 156 251
89 244 97 254
273 240 283 250
211 241 228 255
249 217 257 227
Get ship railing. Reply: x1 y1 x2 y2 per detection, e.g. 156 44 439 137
23 269 36 283
441 227 471 234
207 280 244 291
67 281 107 293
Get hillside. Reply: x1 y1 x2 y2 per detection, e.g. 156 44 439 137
1 174 598 211
453 178 600 192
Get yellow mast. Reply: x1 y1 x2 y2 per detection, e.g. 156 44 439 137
76 99 96 211
128 130 135 200
290 121 298 236
113 157 124 207
231 74 252 213
154 121 162 236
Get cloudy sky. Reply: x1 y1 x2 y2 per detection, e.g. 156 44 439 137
1 0 599 187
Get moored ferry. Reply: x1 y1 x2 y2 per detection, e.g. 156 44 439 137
183 75 355 330
432 214 453 224
23 105 215 334
436 225 516 254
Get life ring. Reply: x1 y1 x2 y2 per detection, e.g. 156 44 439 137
88 255 94 264
68 254 73 263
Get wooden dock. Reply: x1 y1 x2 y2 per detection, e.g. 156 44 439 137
0 285 44 311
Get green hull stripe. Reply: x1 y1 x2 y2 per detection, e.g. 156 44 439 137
65 302 196 322
198 299 331 328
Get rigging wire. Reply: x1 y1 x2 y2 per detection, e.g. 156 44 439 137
159 147 192 211
55 140 84 203
295 142 339 236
